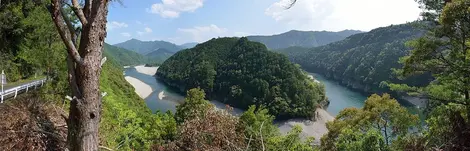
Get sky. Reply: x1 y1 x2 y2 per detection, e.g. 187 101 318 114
106 0 422 45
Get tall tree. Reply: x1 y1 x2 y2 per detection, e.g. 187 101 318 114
48 0 109 150
388 0 470 149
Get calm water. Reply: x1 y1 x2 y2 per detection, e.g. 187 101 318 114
124 67 183 113
125 66 374 116
311 73 367 116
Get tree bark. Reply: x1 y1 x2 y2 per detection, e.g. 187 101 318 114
49 0 109 150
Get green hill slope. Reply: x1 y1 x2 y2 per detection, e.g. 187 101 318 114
157 37 326 119
103 43 150 66
277 23 433 95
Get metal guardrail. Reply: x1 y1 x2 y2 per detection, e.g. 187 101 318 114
0 78 47 103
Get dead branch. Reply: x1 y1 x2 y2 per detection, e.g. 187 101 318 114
71 0 88 25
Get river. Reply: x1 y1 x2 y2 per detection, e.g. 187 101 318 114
124 67 371 116
124 66 426 143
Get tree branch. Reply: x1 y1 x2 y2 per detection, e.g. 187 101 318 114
71 0 88 25
50 0 83 65
260 121 265 151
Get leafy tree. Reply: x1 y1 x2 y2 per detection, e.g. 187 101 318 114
387 0 470 149
238 106 280 151
174 88 212 124
321 94 419 151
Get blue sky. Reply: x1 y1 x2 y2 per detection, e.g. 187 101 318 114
106 0 422 45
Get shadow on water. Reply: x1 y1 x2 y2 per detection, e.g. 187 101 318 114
311 73 425 119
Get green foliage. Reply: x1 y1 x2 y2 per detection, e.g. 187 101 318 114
0 0 53 82
162 88 316 151
390 0 470 149
247 30 362 49
238 106 280 150
267 125 316 151
321 94 419 151
158 37 326 119
99 58 177 150
174 88 212 124
277 23 433 95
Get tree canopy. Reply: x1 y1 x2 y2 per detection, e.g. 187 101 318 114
158 37 326 119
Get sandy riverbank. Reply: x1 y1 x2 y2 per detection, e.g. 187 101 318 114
125 65 335 144
134 65 159 76
125 76 153 98
278 108 334 144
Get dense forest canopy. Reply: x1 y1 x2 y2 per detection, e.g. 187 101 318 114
276 23 433 95
247 29 363 50
157 37 326 119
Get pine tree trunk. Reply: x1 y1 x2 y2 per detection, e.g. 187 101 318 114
49 0 109 150
67 2 108 150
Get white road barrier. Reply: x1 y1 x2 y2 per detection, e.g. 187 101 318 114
0 78 47 103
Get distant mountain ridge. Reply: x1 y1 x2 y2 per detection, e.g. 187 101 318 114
114 39 195 63
114 38 183 55
247 29 363 49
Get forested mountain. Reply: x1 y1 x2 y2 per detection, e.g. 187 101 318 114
157 37 326 119
179 42 198 49
247 29 363 49
103 43 150 66
114 38 182 54
277 23 433 95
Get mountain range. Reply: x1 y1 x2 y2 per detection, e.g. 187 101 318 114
247 30 363 49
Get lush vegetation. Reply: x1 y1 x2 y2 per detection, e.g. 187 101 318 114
320 94 420 150
277 23 434 95
98 58 177 150
157 88 315 151
103 43 151 66
158 37 326 119
3 0 470 150
247 29 362 49
0 1 174 150
320 0 470 150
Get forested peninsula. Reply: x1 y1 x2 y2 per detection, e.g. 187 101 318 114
157 37 326 119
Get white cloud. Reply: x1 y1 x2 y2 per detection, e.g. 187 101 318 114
265 0 421 31
145 27 153 33
121 32 131 37
149 0 204 18
137 27 153 36
107 21 128 30
177 24 229 43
